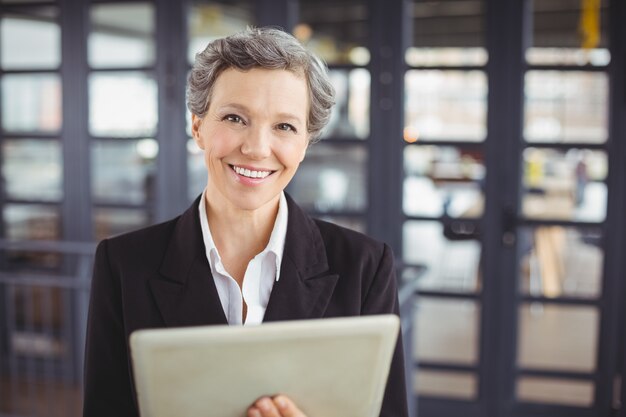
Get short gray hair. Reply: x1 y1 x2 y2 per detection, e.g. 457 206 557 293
187 27 335 141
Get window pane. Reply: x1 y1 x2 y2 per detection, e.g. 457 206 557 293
321 69 369 139
404 145 484 218
1 9 60 69
527 0 610 66
516 377 594 407
94 208 149 241
415 297 480 364
524 71 608 144
3 204 59 241
187 1 254 64
405 70 487 142
403 221 481 293
522 148 607 222
416 370 478 399
518 226 603 299
297 0 369 66
1 204 61 268
407 0 486 66
89 72 157 137
89 3 155 68
2 139 62 202
518 303 598 372
92 139 157 204
289 144 366 212
1 74 61 133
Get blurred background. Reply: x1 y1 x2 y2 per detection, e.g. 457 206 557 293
0 0 625 416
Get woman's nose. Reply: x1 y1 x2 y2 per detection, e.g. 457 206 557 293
240 127 272 160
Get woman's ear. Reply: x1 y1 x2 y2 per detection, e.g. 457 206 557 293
191 114 204 149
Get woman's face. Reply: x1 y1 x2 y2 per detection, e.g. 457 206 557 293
192 67 309 213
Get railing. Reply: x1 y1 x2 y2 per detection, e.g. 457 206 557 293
0 240 96 417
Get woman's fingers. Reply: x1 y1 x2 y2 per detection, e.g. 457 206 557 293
272 395 306 417
246 395 307 417
248 397 281 417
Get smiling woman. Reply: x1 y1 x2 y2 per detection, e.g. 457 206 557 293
191 68 309 215
83 27 408 417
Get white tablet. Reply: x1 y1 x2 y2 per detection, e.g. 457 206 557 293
129 314 399 417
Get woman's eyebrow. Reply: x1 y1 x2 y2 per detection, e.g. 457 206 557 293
218 103 249 113
276 112 304 125
219 104 304 125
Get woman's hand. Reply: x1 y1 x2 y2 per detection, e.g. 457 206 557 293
247 395 307 417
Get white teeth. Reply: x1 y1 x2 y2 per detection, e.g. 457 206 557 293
233 165 271 179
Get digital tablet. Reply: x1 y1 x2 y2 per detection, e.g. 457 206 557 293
129 314 400 417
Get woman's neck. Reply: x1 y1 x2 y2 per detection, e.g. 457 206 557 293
204 193 280 267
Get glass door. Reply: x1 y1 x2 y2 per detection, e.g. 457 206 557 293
402 0 488 414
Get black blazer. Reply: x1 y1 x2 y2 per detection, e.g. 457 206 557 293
83 194 408 417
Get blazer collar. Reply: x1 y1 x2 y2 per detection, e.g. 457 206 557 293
263 193 338 322
150 193 338 327
151 195 227 327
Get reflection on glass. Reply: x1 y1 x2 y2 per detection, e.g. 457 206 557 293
518 303 598 372
527 0 610 65
1 11 60 69
92 140 157 204
516 377 594 406
403 221 481 292
522 148 607 222
94 208 149 241
89 72 157 137
404 146 484 218
289 144 366 212
3 204 59 241
405 70 487 141
322 69 369 139
526 48 610 66
1 203 61 266
416 370 477 399
89 3 155 68
1 74 62 132
187 1 253 64
405 47 487 67
409 0 485 66
415 297 480 364
518 226 603 299
187 138 206 201
297 0 369 65
2 140 62 202
524 71 608 143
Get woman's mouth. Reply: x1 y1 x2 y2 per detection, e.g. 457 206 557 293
230 164 274 179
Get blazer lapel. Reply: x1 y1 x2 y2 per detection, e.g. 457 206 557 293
263 194 338 322
149 196 227 327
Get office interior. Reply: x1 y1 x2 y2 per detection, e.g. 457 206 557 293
0 0 625 416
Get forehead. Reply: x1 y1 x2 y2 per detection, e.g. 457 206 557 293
210 67 309 118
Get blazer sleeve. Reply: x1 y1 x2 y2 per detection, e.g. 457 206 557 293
83 239 138 417
361 243 409 417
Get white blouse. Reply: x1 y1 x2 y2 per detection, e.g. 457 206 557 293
198 191 288 325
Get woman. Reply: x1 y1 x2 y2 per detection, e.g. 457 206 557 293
83 27 408 417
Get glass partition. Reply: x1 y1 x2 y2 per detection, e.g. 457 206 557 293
0 8 60 69
404 70 487 142
2 140 62 202
296 0 369 66
89 2 155 68
1 74 62 133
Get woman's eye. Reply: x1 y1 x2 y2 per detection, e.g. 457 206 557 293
277 123 297 133
224 114 244 124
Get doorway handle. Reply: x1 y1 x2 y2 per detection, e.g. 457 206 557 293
502 205 517 247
